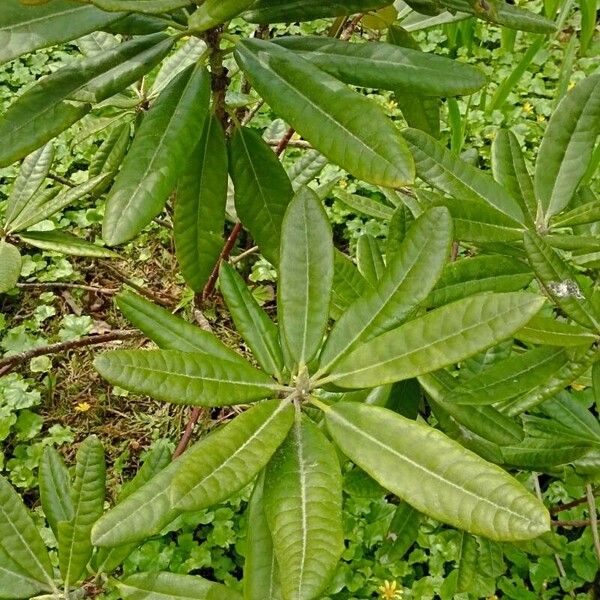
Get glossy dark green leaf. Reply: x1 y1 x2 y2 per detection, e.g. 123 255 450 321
89 123 131 190
58 436 106 587
19 230 117 258
272 36 485 96
327 292 545 389
235 38 414 188
535 75 600 221
515 314 598 347
264 416 344 600
501 438 590 469
220 263 284 379
244 0 393 22
229 127 293 266
95 349 283 406
331 251 371 321
325 402 550 540
116 291 248 363
39 447 73 538
92 0 190 13
189 0 255 30
103 63 210 245
0 33 174 167
175 114 228 291
319 207 452 373
492 129 537 226
403 128 524 223
0 0 124 65
278 188 333 367
172 400 293 511
0 242 21 294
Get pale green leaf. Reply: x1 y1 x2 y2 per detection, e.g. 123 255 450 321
39 446 73 537
19 231 117 258
0 242 22 294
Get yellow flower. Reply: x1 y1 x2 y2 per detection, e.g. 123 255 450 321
378 580 404 600
386 99 398 111
568 81 576 91
537 114 546 123
523 102 534 114
572 382 586 391
75 401 91 413
339 179 348 189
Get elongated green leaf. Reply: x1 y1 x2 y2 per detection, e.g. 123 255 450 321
235 39 414 188
172 400 293 511
116 291 249 364
327 292 545 389
515 314 598 346
325 402 550 540
383 502 421 561
279 188 333 367
272 36 485 96
0 242 21 294
103 63 210 245
524 231 600 331
229 127 293 265
419 370 525 446
0 547 50 600
499 347 600 416
244 475 281 600
264 415 344 600
0 0 123 65
95 349 282 406
19 230 117 258
386 205 415 260
189 0 254 30
334 189 394 220
58 436 105 587
175 114 227 291
5 143 54 227
331 251 371 320
287 150 327 190
319 207 452 373
0 34 174 167
0 475 54 590
92 0 190 13
89 123 131 188
428 255 532 308
478 538 505 578
535 75 600 221
449 346 569 405
501 438 590 469
403 128 524 223
244 0 392 22
492 129 537 225
542 393 600 445
8 174 110 232
118 572 239 600
455 532 479 594
551 200 600 228
39 447 73 537
220 263 284 379
356 235 385 286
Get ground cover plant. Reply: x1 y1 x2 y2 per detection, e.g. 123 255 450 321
0 0 598 598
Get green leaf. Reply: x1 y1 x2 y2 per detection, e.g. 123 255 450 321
264 415 344 600
119 440 172 502
287 150 327 190
492 129 537 226
551 199 600 228
427 255 533 308
403 128 524 223
172 400 293 511
19 230 117 258
91 0 190 13
5 143 54 227
319 207 452 372
0 475 54 590
235 38 414 187
515 314 598 346
542 393 600 445
386 205 415 260
449 346 569 405
535 74 600 221
0 0 123 65
189 0 254 30
271 36 485 96
220 263 284 379
334 189 394 220
325 402 550 540
175 114 228 291
455 532 479 594
94 349 282 406
278 188 333 367
501 438 590 469
478 538 505 578
89 123 131 189
0 547 50 600
0 33 175 167
331 251 371 321
0 242 21 294
116 291 248 363
327 292 545 389
383 502 421 561
39 446 74 537
356 235 385 286
244 475 281 600
524 231 600 331
244 0 393 22
103 63 211 245
58 436 106 587
229 126 293 266
118 572 240 600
